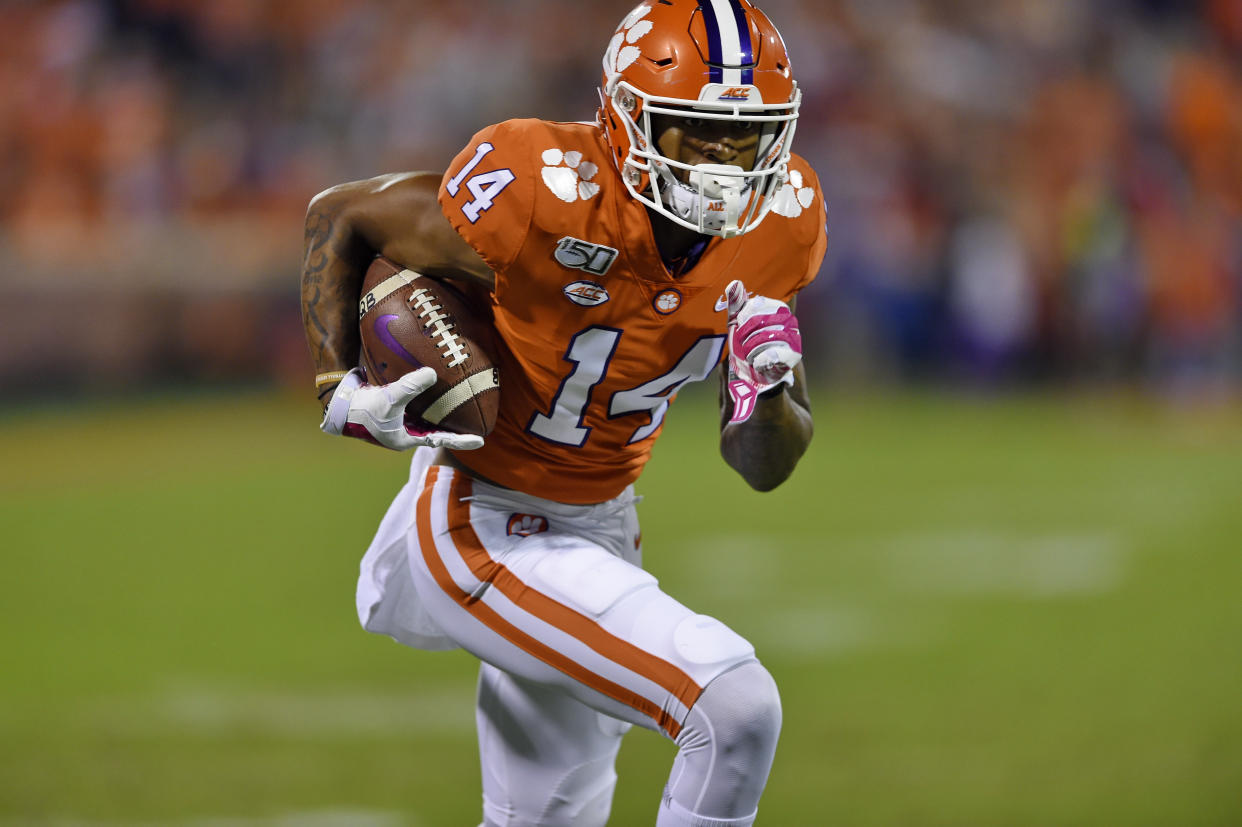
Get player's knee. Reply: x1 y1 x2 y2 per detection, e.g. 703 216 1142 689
683 660 782 757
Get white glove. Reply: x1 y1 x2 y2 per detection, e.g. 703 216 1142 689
320 367 484 451
724 279 803 423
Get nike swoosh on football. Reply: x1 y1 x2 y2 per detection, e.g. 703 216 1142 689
375 314 423 366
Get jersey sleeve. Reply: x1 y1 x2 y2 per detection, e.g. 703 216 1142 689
796 163 827 296
438 120 538 278
786 157 828 300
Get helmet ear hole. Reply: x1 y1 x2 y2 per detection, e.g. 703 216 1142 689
614 89 643 124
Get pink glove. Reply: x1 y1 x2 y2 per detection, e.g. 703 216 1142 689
725 279 802 424
320 367 484 451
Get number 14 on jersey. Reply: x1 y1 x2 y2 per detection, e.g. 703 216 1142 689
529 327 725 447
446 142 516 223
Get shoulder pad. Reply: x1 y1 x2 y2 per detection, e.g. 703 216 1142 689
439 120 540 274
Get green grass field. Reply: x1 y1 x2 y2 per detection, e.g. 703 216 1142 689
2 386 1240 826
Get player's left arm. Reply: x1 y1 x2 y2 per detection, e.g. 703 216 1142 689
718 283 813 491
719 157 826 489
719 363 812 491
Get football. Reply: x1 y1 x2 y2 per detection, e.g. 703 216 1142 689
357 255 500 437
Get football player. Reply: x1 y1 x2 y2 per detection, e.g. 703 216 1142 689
301 1 825 824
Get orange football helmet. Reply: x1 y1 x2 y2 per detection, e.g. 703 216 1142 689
598 0 801 237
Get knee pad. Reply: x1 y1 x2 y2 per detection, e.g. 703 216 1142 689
680 660 782 755
663 661 782 821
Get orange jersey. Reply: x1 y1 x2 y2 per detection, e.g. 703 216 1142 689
438 118 826 504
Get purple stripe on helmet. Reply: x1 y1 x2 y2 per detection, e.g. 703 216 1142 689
698 1 724 84
728 0 754 84
375 314 423 368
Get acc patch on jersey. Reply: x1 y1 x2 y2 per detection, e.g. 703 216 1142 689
563 281 610 307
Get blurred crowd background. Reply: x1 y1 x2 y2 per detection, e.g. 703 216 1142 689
1 0 1240 400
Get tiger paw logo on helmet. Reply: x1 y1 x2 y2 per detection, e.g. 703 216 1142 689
542 149 602 203
605 5 654 74
770 168 816 219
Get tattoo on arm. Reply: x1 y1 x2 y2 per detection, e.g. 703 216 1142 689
301 206 336 368
300 194 371 384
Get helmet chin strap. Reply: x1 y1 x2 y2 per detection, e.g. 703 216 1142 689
661 164 749 238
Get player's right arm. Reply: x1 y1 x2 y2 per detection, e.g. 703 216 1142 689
300 171 494 407
301 172 494 451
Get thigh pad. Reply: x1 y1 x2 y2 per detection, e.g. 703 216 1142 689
506 533 658 619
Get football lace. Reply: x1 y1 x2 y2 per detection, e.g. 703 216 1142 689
408 288 469 368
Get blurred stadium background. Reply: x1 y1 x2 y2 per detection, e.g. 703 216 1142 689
4 0 1241 395
2 1 1240 825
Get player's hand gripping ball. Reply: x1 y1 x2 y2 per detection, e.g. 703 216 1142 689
724 279 802 424
320 256 500 451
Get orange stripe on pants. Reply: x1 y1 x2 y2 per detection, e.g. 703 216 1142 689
444 472 703 714
416 466 695 737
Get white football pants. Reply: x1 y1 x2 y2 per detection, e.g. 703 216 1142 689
357 447 780 826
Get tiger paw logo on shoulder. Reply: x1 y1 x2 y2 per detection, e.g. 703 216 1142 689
541 149 601 203
770 169 817 218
